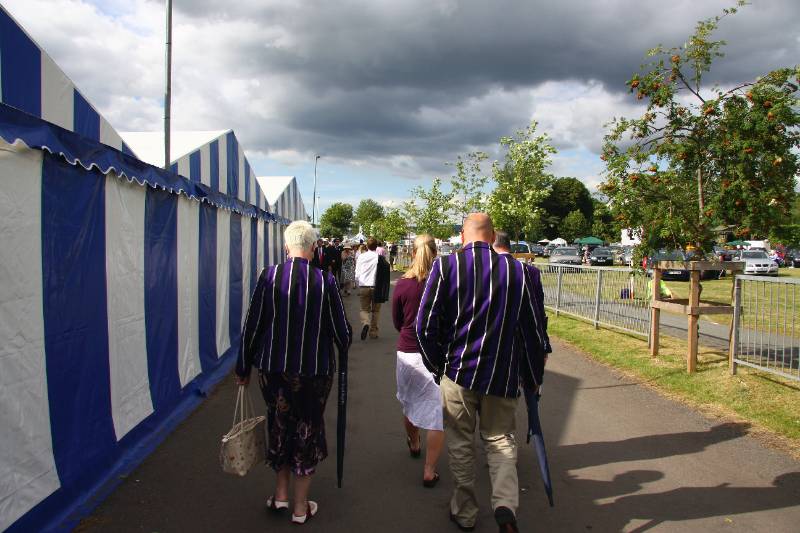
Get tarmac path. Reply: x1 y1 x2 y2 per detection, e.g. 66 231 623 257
80 275 800 532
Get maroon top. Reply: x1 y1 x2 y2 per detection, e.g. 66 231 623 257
392 277 425 353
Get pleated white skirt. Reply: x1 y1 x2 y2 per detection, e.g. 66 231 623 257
395 351 443 431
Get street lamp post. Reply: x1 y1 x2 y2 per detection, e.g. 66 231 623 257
312 155 321 225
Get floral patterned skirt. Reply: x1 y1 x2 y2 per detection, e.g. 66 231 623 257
257 372 333 476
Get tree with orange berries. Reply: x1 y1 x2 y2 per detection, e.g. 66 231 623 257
600 1 799 258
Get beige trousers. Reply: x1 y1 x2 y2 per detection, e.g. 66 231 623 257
358 287 381 337
440 376 519 527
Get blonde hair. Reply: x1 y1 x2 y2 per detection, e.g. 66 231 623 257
403 235 437 282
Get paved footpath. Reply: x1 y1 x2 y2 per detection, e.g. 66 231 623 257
81 276 800 532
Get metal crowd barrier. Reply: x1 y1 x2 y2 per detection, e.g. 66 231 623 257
538 263 652 338
731 274 800 382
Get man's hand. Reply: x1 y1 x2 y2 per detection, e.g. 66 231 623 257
235 375 250 386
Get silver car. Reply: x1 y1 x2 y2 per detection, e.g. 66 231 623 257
734 250 778 276
549 247 582 265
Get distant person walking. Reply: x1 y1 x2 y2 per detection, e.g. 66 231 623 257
417 213 550 533
355 237 381 340
311 238 325 270
340 245 356 296
389 242 398 269
392 234 444 488
494 230 551 356
328 238 343 283
236 221 352 525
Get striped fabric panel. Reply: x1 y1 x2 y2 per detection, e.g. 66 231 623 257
105 175 153 439
216 209 231 355
39 53 72 130
42 150 117 491
0 6 132 156
229 212 243 348
144 187 181 411
177 197 202 387
0 141 60 532
198 203 218 369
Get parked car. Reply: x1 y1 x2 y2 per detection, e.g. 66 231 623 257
589 247 614 266
647 250 690 281
439 243 455 256
530 244 545 256
622 248 634 267
543 243 557 257
549 247 582 265
712 246 734 262
733 250 779 276
510 241 531 254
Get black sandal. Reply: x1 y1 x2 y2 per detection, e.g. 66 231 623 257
423 472 440 488
406 436 422 458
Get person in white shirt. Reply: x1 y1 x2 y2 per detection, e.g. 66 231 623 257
355 237 381 340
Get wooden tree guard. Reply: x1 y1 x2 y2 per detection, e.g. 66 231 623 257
649 261 744 373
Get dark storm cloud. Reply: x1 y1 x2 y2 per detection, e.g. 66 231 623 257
169 0 799 171
175 0 799 90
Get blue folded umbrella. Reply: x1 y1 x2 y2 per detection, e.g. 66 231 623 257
523 386 554 507
336 347 348 489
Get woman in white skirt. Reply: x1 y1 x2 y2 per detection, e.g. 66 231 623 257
391 234 444 487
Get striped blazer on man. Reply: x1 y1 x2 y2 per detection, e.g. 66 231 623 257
416 241 550 398
236 257 351 377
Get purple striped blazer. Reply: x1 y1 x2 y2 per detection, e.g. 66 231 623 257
236 257 352 377
416 241 550 397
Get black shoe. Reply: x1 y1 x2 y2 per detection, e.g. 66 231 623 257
449 512 475 532
494 507 518 533
360 324 369 340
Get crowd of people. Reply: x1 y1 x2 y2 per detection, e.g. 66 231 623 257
236 213 551 532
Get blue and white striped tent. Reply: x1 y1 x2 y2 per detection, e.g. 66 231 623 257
257 175 308 224
0 6 304 531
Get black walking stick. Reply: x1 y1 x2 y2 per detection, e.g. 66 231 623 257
336 345 348 488
524 386 554 507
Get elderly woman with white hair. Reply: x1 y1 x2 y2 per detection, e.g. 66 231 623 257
236 220 351 525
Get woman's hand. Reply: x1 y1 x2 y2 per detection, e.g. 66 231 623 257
235 375 250 386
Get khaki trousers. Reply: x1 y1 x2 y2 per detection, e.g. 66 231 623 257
440 376 519 527
358 287 381 337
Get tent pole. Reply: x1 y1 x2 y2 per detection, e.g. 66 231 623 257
164 0 172 170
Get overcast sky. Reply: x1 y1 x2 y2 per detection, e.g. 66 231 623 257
4 0 799 215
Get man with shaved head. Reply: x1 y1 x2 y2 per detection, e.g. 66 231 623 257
417 213 549 533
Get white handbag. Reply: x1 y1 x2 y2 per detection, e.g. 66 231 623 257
220 385 266 476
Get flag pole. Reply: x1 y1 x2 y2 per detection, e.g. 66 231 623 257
164 0 172 169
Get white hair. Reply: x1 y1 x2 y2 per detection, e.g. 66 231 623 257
283 220 318 252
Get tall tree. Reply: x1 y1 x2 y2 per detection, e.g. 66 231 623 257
540 177 594 224
318 202 353 238
372 209 409 243
561 209 590 243
487 121 556 241
353 199 385 236
590 199 619 243
404 177 455 239
450 151 489 223
600 2 799 254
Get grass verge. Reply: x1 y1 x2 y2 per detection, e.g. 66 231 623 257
547 312 800 456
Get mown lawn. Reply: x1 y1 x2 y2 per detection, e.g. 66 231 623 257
548 312 800 454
